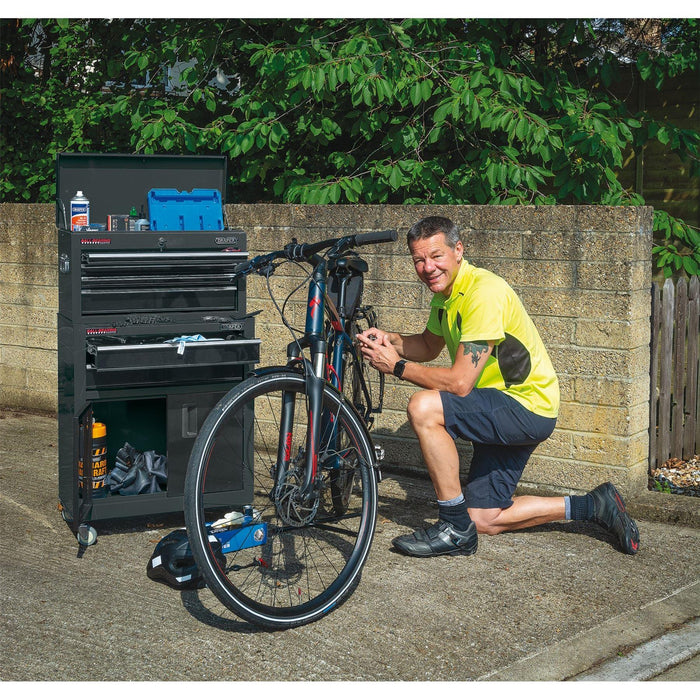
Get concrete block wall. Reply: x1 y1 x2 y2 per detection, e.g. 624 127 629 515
0 205 57 413
226 204 653 496
0 203 653 496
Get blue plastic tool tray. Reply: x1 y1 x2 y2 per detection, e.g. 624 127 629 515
148 188 224 231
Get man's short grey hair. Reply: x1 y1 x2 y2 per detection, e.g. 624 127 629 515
406 216 461 249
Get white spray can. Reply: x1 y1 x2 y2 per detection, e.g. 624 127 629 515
70 191 90 231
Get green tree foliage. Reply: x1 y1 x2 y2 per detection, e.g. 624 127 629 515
1 18 698 276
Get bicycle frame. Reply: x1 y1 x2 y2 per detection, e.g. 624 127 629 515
228 230 395 509
274 254 371 502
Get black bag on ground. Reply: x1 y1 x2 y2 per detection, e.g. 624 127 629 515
104 442 168 495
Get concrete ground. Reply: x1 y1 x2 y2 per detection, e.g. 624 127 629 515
0 408 698 683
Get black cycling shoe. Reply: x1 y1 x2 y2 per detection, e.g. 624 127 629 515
392 520 478 558
589 482 640 555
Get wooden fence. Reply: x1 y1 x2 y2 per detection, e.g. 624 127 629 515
649 276 700 469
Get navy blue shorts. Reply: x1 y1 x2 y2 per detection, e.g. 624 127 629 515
440 388 556 510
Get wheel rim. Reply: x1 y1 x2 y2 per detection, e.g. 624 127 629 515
187 374 376 626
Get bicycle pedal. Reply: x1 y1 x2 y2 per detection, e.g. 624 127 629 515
374 444 385 462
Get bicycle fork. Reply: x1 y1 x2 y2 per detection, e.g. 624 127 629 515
275 265 328 504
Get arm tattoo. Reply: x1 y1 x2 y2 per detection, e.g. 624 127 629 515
462 341 489 368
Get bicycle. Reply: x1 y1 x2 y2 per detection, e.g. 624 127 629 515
184 229 398 629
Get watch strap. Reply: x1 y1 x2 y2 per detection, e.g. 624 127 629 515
393 359 407 379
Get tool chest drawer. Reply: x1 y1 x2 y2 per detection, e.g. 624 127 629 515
85 338 260 388
88 338 261 372
78 249 246 315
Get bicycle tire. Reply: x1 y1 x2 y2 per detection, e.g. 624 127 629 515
344 310 385 422
184 371 378 630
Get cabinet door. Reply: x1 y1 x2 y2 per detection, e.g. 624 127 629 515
166 391 247 497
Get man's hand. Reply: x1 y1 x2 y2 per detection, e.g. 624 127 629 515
356 329 401 375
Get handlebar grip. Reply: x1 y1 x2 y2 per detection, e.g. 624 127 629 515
354 230 398 246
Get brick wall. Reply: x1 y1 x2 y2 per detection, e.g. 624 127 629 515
0 203 653 496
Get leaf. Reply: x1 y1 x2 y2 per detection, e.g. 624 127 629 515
410 83 422 106
328 66 338 91
683 256 698 275
240 133 255 154
434 101 451 124
341 179 359 203
485 162 497 187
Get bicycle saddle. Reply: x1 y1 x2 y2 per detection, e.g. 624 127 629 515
330 255 368 274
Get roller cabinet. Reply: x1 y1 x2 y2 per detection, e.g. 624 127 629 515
56 154 259 545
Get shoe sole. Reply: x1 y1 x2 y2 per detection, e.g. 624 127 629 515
614 512 640 555
392 541 478 558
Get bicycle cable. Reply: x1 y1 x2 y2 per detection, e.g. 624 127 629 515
263 261 315 414
278 260 314 336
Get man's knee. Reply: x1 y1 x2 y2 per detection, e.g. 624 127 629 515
407 390 443 427
469 508 506 536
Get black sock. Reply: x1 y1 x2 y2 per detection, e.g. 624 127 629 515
568 494 594 521
438 498 472 531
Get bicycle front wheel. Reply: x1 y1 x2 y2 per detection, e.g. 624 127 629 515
184 371 378 630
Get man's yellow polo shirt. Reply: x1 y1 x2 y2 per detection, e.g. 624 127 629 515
426 260 559 418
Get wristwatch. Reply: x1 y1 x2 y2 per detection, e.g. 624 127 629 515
393 359 407 379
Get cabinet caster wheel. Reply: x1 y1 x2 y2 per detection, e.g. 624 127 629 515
77 524 97 547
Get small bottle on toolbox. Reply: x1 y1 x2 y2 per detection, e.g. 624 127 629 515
135 207 149 231
70 191 89 231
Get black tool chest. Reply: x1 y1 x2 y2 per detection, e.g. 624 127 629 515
56 154 259 536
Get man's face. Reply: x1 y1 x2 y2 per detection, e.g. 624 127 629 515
409 232 464 298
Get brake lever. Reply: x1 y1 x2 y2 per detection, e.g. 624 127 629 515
256 262 278 277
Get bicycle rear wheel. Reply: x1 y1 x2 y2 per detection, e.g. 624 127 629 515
184 371 378 630
343 309 385 424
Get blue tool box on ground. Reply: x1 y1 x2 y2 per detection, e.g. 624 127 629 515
148 188 224 231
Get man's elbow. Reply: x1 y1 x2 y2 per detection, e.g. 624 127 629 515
448 378 475 397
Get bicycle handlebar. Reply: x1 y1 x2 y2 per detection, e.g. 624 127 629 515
234 230 398 277
353 230 399 246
